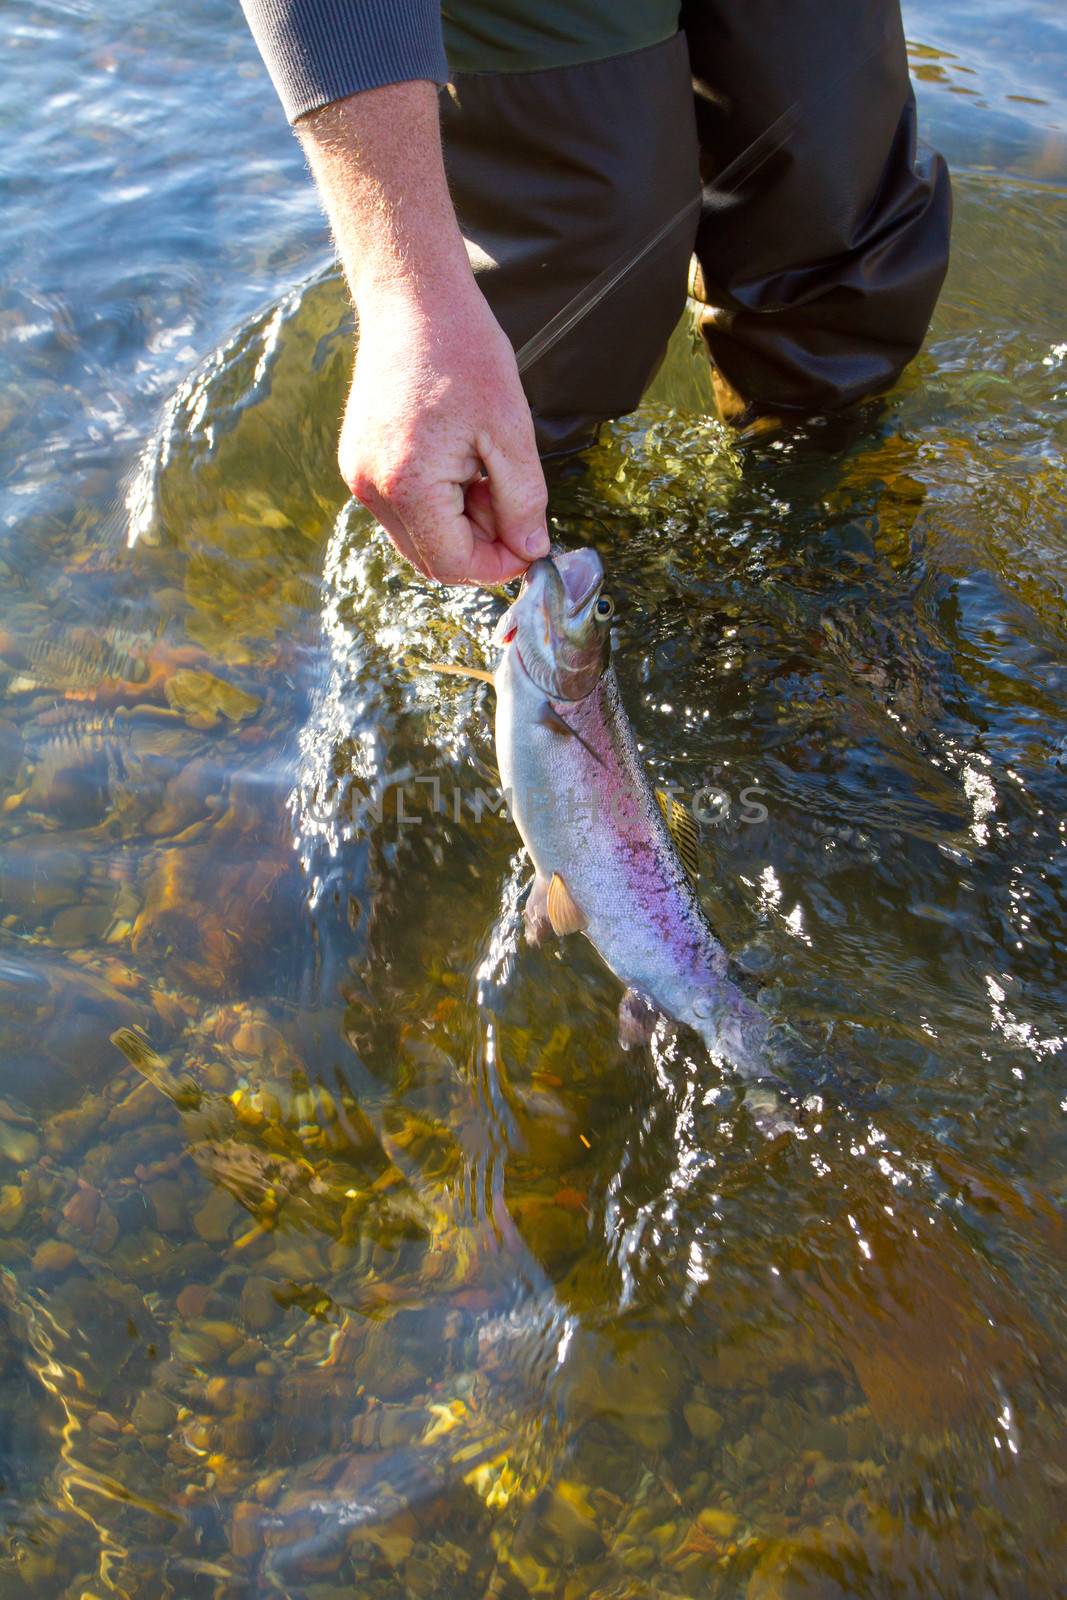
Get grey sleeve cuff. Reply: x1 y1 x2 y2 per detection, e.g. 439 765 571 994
240 0 449 124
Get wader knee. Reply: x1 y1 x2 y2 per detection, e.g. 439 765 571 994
682 0 951 418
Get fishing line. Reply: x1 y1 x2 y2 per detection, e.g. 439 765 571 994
515 192 701 377
515 15 892 378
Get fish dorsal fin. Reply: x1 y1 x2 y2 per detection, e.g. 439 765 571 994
414 659 495 687
546 872 588 936
656 789 699 880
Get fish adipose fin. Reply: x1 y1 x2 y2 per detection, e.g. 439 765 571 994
547 872 588 937
655 789 699 880
537 701 605 768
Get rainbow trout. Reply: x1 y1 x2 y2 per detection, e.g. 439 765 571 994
493 548 777 1091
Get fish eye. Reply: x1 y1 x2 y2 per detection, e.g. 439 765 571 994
595 593 615 620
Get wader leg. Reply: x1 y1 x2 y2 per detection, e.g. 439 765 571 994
682 0 952 421
439 35 701 457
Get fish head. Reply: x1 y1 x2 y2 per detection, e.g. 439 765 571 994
494 548 613 701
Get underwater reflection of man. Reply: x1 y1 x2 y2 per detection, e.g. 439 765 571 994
241 0 950 587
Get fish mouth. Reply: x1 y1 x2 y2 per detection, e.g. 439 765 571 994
531 544 604 611
556 547 604 613
522 548 604 615
503 547 608 701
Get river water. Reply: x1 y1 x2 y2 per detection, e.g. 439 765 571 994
1 3 1065 1596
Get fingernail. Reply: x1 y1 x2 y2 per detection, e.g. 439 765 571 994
525 528 550 557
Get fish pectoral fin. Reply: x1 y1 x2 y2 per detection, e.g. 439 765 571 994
414 659 496 687
655 789 699 880
536 701 605 768
546 872 588 937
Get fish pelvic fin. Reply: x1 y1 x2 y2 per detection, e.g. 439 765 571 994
618 988 658 1050
546 872 588 937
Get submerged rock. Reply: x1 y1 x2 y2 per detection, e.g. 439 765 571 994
32 1240 77 1276
131 832 301 996
566 1329 686 1452
240 1276 282 1333
746 1520 871 1600
0 1123 40 1167
536 1479 604 1564
684 1400 725 1443
0 949 147 1111
164 669 261 729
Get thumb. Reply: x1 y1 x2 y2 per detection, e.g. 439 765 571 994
479 433 551 563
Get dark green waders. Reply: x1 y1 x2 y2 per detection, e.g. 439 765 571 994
438 0 952 453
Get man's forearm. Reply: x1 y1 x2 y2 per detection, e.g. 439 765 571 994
241 11 548 585
296 80 475 312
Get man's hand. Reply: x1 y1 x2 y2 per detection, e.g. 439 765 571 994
298 81 549 585
341 279 548 584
